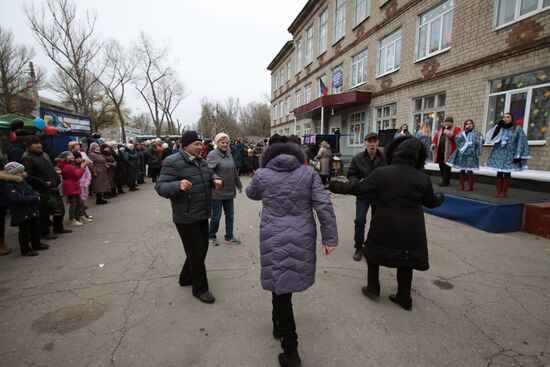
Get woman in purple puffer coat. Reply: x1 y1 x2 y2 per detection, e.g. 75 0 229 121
246 135 338 367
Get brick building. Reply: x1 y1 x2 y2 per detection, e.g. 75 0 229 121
267 0 550 170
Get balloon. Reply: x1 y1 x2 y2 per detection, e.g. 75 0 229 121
44 126 57 136
34 118 46 130
9 131 16 142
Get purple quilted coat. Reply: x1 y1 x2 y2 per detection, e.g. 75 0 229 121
245 142 338 295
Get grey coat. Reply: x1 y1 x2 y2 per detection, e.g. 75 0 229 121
88 151 111 194
155 151 220 224
246 142 338 295
206 148 242 200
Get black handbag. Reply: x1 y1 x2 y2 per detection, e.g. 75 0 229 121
46 188 65 216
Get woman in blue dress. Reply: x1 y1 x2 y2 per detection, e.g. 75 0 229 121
446 119 484 191
485 113 531 198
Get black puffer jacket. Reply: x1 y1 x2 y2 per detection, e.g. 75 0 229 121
20 150 61 194
330 138 443 271
347 149 386 202
155 151 220 224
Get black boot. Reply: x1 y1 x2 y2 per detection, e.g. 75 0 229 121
389 294 412 311
96 193 108 205
117 186 125 194
278 351 302 367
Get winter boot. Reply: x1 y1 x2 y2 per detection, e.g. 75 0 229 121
496 179 511 198
465 175 474 191
0 237 11 256
458 173 465 190
96 193 108 205
278 351 302 367
494 177 503 197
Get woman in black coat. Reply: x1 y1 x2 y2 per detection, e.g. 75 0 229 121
329 137 444 311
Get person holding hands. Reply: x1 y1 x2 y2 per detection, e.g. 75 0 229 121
155 131 223 304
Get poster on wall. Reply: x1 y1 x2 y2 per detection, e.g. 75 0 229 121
40 107 92 135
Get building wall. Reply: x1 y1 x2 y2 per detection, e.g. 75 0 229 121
268 0 550 170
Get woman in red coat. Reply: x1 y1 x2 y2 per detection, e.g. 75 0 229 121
430 116 461 187
57 151 86 226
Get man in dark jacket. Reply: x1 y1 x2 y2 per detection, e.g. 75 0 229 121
20 135 71 239
347 132 386 261
155 131 223 304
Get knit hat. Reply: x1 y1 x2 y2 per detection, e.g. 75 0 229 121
58 151 71 160
73 151 82 159
181 131 200 147
89 142 100 152
214 132 230 145
4 161 25 175
444 116 454 123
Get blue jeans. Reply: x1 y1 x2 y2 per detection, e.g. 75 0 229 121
209 199 234 241
354 200 370 249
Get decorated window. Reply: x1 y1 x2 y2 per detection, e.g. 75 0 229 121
332 65 344 94
486 68 550 141
416 0 454 61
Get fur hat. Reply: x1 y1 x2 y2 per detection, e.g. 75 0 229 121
181 131 200 147
4 161 25 175
214 132 230 145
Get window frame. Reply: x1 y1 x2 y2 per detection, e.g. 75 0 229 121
334 0 346 43
304 83 312 103
305 25 314 65
348 111 366 147
295 38 303 75
319 9 328 55
373 103 397 132
415 0 454 62
377 28 402 77
279 69 285 89
286 60 291 81
351 48 368 87
354 0 371 27
332 65 344 94
411 93 447 139
295 89 301 108
285 96 291 116
494 0 550 29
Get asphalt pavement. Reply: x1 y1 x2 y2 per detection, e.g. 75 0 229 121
0 177 549 367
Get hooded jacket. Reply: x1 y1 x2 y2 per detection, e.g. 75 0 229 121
246 142 338 295
57 160 86 196
0 172 40 226
330 138 443 271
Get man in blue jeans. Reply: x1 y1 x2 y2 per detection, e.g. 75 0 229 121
347 132 386 261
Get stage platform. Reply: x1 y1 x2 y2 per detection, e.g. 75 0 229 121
424 176 550 233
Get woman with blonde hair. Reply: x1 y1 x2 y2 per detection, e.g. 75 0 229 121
415 122 432 161
315 141 332 186
206 132 243 246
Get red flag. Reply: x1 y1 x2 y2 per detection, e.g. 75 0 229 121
319 79 328 96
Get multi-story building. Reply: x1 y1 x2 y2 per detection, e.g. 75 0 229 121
268 0 550 170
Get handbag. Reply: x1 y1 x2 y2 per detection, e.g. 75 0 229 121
46 188 65 216
311 160 321 171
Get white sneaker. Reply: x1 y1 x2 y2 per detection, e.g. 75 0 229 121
209 239 219 246
69 219 83 226
79 216 93 223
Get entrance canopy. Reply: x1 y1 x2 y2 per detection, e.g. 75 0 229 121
293 91 372 119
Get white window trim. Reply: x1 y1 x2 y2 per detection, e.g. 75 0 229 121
373 103 397 132
319 8 328 56
485 81 550 144
295 38 303 75
305 25 314 66
415 0 454 62
334 0 346 44
354 0 371 27
411 93 446 139
348 123 365 147
377 28 402 77
351 49 368 87
493 0 550 30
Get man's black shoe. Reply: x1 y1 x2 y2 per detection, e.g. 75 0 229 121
41 234 58 240
278 352 302 367
197 291 215 304
33 243 50 251
389 294 412 311
361 286 380 300
53 228 72 234
353 248 363 261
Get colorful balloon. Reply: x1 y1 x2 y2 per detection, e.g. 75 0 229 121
34 118 46 130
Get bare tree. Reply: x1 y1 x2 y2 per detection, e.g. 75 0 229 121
158 71 187 135
0 26 40 114
197 97 242 138
134 32 173 136
240 101 271 137
25 0 102 127
98 39 135 142
131 112 153 135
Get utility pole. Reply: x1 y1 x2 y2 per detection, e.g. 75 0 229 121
29 62 40 117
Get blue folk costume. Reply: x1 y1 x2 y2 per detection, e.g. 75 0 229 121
485 123 531 197
446 130 484 191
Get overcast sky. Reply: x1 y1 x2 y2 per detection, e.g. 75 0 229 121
0 0 307 128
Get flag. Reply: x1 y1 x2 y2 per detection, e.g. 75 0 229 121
319 79 328 96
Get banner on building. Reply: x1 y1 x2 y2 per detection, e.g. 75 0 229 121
40 107 92 135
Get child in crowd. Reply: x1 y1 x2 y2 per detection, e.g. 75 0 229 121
57 151 88 226
2 162 49 256
73 151 93 221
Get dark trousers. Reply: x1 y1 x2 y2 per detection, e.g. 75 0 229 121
0 206 6 238
175 220 210 297
272 292 298 354
367 262 413 300
68 195 84 220
354 200 370 249
438 161 452 184
320 174 328 185
18 217 41 254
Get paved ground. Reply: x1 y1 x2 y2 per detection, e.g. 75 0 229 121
0 177 549 367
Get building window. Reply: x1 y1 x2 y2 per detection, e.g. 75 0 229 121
287 60 291 81
379 0 391 6
305 83 312 103
273 74 278 91
332 65 344 94
355 0 371 26
495 0 550 28
377 28 402 77
486 68 550 141
295 89 301 108
305 26 314 65
319 9 328 55
273 103 277 119
412 93 446 137
374 103 397 132
304 123 312 135
348 112 366 146
280 69 285 88
286 97 291 115
416 0 454 61
295 38 303 74
279 103 284 119
334 0 346 42
295 125 301 136
351 49 368 87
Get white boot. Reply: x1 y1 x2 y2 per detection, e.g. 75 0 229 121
79 216 93 223
69 219 83 226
